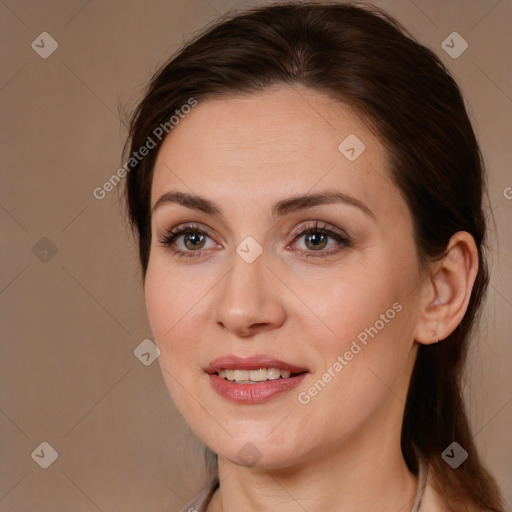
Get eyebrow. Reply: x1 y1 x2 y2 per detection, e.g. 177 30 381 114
151 189 374 219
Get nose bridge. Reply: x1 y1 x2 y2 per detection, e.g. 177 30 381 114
223 246 267 310
215 244 284 334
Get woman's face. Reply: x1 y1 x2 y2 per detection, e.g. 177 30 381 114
145 85 426 468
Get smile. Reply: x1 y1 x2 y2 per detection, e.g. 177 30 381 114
216 368 302 383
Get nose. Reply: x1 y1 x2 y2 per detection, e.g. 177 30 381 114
215 250 286 337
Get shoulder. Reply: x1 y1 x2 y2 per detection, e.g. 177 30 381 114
421 466 487 512
421 485 444 511
177 477 219 512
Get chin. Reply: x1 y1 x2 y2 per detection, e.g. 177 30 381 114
211 434 308 471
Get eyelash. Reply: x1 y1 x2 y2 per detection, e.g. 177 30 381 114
157 221 351 260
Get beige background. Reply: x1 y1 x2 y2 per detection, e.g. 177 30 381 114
1 0 511 510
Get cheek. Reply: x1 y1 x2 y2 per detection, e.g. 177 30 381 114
144 262 195 371
144 257 204 340
298 258 415 405
144 265 172 345
307 263 403 348
144 260 213 400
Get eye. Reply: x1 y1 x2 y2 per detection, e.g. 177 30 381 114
157 220 351 259
289 220 351 258
157 223 217 259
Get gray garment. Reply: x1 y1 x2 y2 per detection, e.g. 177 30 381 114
178 476 219 512
177 457 428 512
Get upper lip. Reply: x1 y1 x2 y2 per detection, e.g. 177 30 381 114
205 355 309 374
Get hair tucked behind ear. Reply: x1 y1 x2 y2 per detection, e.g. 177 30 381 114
122 2 505 510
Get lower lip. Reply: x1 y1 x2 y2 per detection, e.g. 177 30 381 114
208 373 308 404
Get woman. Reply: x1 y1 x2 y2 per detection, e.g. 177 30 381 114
121 2 506 511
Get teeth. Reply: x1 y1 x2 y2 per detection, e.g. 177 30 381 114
250 369 267 381
267 368 281 380
233 370 249 382
217 368 296 383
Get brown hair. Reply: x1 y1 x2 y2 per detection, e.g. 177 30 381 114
121 2 505 510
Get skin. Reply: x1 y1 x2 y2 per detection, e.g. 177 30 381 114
144 85 478 512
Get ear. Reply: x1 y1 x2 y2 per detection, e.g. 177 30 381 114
414 231 479 345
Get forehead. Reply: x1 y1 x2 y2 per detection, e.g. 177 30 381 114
151 85 399 220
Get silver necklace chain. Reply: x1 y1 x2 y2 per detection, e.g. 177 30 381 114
410 458 428 512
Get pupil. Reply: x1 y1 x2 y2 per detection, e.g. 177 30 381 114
307 233 326 250
185 232 204 249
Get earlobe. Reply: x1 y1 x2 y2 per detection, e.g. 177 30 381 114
414 231 479 346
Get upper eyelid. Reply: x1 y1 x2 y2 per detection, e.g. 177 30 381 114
289 221 349 239
162 220 346 238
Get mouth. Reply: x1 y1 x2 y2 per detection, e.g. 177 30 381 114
205 355 309 403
